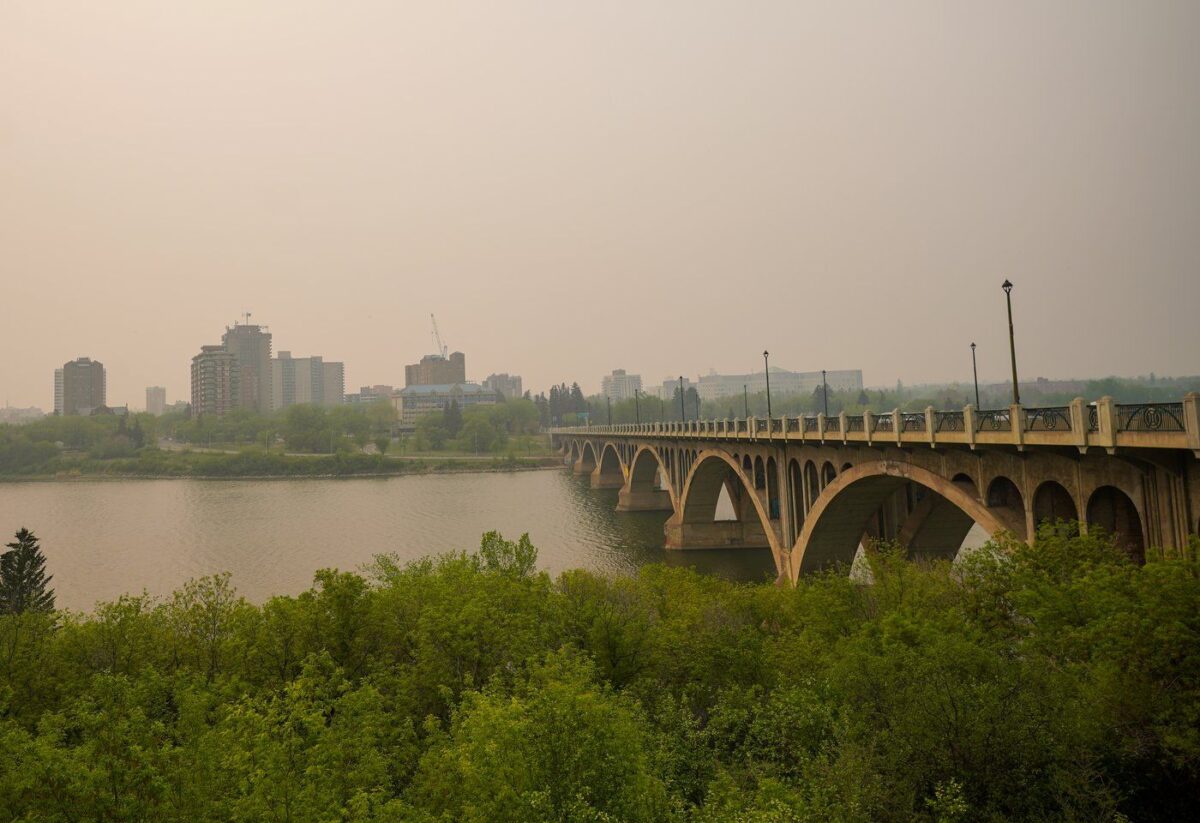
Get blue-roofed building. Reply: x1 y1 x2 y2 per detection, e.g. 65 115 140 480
391 382 499 429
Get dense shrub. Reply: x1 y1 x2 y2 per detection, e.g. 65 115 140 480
1 527 1198 820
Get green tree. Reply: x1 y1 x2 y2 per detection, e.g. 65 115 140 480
443 400 463 437
0 528 55 614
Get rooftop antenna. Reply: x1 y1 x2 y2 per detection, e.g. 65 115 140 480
243 311 253 326
430 313 448 359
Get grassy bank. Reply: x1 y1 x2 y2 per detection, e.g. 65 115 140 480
0 447 562 480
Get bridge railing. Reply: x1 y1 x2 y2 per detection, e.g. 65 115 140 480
549 393 1200 452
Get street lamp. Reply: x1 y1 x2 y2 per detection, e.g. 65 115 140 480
678 376 686 422
1002 279 1020 404
634 390 640 424
743 384 749 419
763 351 773 420
970 342 980 409
606 395 612 426
821 369 829 418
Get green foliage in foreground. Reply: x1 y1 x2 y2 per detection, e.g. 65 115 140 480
2 527 1199 821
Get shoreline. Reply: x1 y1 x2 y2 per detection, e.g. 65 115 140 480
0 460 565 483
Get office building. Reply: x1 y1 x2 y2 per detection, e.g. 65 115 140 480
483 373 523 400
392 383 497 428
191 345 239 418
61 357 106 416
146 386 166 416
53 369 63 415
650 376 693 400
221 321 273 414
601 369 642 402
405 352 466 387
695 368 863 401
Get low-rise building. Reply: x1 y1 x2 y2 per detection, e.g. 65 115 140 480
346 385 395 404
391 383 498 429
696 368 863 401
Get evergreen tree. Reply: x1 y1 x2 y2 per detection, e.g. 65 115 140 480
0 527 55 613
443 400 463 437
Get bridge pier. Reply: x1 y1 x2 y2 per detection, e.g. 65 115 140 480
590 467 625 489
616 486 673 511
664 513 771 550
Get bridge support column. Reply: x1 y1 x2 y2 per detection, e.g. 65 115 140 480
572 458 594 475
664 514 771 550
590 467 624 489
616 486 673 511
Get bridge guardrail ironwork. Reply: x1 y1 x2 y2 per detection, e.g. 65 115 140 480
975 409 1012 432
551 393 1200 453
934 411 965 432
1025 406 1072 431
1117 402 1185 432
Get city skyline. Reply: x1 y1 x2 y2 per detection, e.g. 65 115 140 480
3 2 1199 409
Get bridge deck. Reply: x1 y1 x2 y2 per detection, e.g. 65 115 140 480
553 395 1200 454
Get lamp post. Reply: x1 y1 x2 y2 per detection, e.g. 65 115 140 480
1002 279 1020 404
634 390 640 424
743 384 749 419
678 376 685 422
763 351 773 420
970 342 980 409
606 395 612 426
821 369 829 418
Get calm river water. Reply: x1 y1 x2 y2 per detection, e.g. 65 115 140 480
0 469 776 611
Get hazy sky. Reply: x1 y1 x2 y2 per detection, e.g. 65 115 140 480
2 1 1198 409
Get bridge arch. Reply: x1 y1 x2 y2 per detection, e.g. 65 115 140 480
1086 485 1145 563
790 461 1009 578
576 441 598 474
1032 480 1078 526
598 442 624 476
671 450 781 559
627 446 675 502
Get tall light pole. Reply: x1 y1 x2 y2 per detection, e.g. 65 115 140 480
970 342 980 409
763 351 773 420
634 390 640 424
606 395 612 425
821 369 829 418
1002 279 1020 404
678 376 685 422
743 384 749 419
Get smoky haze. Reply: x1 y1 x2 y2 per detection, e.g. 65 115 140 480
2 0 1198 409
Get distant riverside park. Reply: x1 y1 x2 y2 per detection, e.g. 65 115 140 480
2 376 1200 819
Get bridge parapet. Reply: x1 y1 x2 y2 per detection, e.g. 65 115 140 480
553 393 1200 455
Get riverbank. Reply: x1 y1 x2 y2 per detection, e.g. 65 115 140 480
0 448 564 481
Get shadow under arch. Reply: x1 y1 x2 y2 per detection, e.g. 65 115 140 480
789 460 1009 579
669 450 783 569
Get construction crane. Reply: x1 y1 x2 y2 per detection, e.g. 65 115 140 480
430 314 449 359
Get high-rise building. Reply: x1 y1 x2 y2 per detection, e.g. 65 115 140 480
483 373 523 400
221 322 273 414
61 357 106 415
601 369 642 402
271 352 345 409
53 368 64 415
405 352 465 387
322 361 345 406
191 345 239 418
146 386 166 416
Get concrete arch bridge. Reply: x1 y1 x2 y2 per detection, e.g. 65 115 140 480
551 395 1200 585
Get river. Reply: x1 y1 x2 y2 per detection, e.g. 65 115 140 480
0 470 776 611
